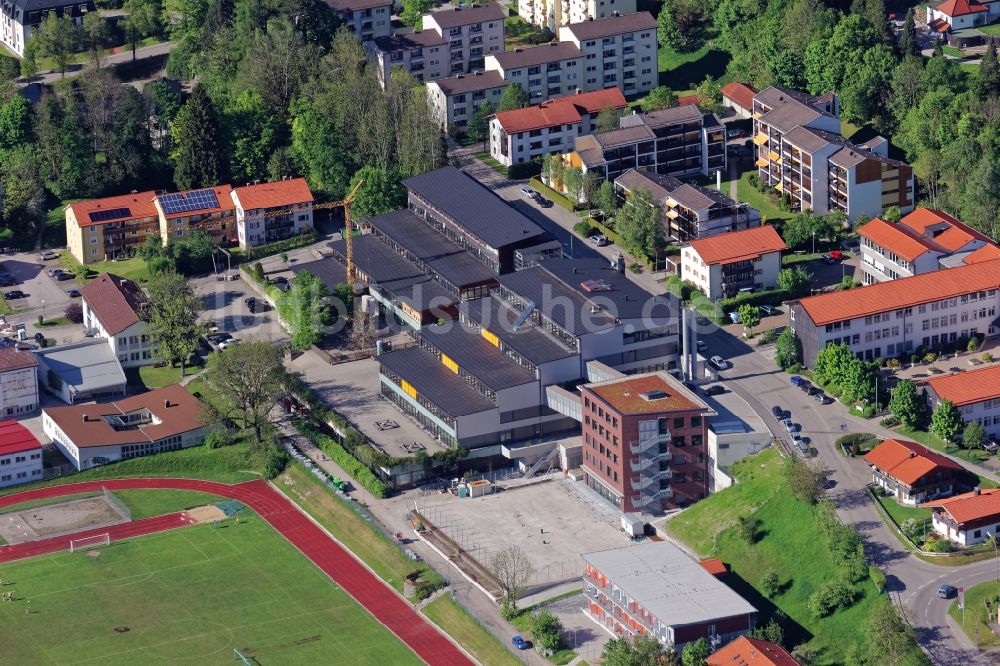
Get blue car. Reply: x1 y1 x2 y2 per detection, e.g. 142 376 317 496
790 375 805 387
512 635 531 650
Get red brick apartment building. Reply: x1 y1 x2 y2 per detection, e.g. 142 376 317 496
580 371 714 514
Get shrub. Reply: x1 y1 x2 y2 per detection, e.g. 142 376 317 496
923 352 937 363
508 159 542 180
530 609 563 654
879 416 900 428
869 565 886 592
807 580 856 617
760 570 781 597
204 429 236 449
984 352 995 363
785 363 802 374
247 231 318 260
968 336 980 352
924 535 952 553
900 518 923 541
737 515 760 543
65 302 83 324
886 358 901 369
262 448 290 479
294 420 391 498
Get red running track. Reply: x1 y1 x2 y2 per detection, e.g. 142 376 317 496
0 478 475 666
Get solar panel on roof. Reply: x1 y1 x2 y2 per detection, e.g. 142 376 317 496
158 188 220 215
88 207 132 223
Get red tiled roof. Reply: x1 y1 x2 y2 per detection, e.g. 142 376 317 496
494 88 626 134
687 226 787 265
902 208 964 235
899 208 994 253
935 0 987 17
963 244 1000 264
720 82 757 111
80 273 145 336
0 347 38 373
67 191 158 228
922 487 1000 525
0 419 41 457
698 558 727 576
707 636 801 666
795 258 1000 326
858 218 941 262
156 185 234 220
42 385 205 449
927 364 1000 406
586 372 705 416
863 438 962 486
232 178 313 211
929 18 951 32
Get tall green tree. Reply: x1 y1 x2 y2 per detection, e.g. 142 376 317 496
0 96 34 153
277 270 332 349
899 8 918 56
963 420 986 450
681 638 711 666
977 41 1000 101
347 165 406 220
596 107 621 132
35 12 78 78
641 86 678 111
466 101 492 144
782 0 827 54
82 12 110 66
615 188 665 261
931 399 964 443
888 379 923 428
865 602 916 666
497 83 529 111
695 76 722 115
124 0 162 61
738 304 761 335
0 145 46 238
601 634 672 666
400 0 432 27
777 266 812 298
775 329 802 369
172 85 223 190
592 181 618 220
657 0 711 53
960 150 1000 240
144 270 204 375
226 89 281 184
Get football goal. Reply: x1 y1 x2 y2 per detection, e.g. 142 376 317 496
234 649 253 665
70 533 111 553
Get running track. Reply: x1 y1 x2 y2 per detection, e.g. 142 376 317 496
0 479 475 666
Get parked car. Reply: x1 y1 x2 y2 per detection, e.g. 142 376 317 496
790 375 805 386
67 289 81 298
589 235 608 246
696 340 707 352
33 332 45 344
208 332 233 345
938 584 957 599
39 251 59 261
728 311 740 324
760 305 776 316
3 290 25 300
771 405 785 419
512 636 531 650
520 186 535 198
815 392 833 404
46 268 63 277
727 128 746 139
55 272 73 281
821 254 837 264
270 276 290 292
709 355 728 370
536 197 553 208
702 384 726 396
783 420 799 433
244 297 270 314
219 339 240 350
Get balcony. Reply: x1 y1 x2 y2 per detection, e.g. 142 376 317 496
629 432 668 455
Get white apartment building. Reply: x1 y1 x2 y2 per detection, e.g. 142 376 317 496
558 12 658 97
485 42 584 101
790 258 1000 366
427 70 508 129
0 348 39 417
0 419 42 488
681 226 787 300
80 273 157 369
326 0 392 41
518 0 636 31
1 0 94 57
488 87 627 167
231 178 314 250
422 3 506 75
926 363 1000 441
368 31 448 86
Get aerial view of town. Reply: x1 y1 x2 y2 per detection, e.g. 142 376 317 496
0 0 999 664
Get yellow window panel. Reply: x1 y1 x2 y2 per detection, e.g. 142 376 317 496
401 380 418 399
441 353 459 374
481 328 499 347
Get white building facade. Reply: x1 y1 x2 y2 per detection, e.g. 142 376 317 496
681 226 786 300
517 0 637 31
558 12 658 97
485 42 584 102
231 178 314 250
422 3 506 75
427 71 508 129
327 0 392 41
0 349 39 417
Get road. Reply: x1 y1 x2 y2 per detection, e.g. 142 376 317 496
21 41 176 86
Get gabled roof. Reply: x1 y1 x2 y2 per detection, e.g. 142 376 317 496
424 2 505 29
707 636 801 666
922 487 1000 525
68 191 158 228
720 82 757 110
0 419 41 457
926 364 1000 406
80 273 145 336
493 88 626 134
963 244 1000 264
562 11 658 40
934 0 988 17
899 208 993 253
155 185 234 220
232 178 313 211
794 258 1000 326
687 226 787 265
0 347 38 373
858 218 943 262
429 70 506 95
863 438 962 486
489 42 582 69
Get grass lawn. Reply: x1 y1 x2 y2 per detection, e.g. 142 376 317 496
941 45 964 58
668 449 929 665
960 62 982 74
737 170 790 226
422 595 522 666
0 489 224 521
873 491 932 531
658 43 730 91
948 581 1000 647
980 22 1000 35
474 150 509 178
894 425 995 466
61 254 149 284
39 316 73 327
42 200 79 250
0 518 421 665
125 363 187 389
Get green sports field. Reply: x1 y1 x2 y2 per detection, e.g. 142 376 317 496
0 516 422 665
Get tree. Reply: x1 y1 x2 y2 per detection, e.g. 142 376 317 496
204 340 296 447
123 0 161 61
978 42 1000 101
813 342 855 385
681 638 711 666
65 302 83 324
562 166 583 202
238 18 319 115
695 76 722 115
487 544 533 616
737 514 760 543
20 38 38 79
348 166 406 220
466 101 492 145
775 329 802 369
0 96 34 153
530 609 563 654
592 181 618 220
781 212 824 250
931 399 964 443
602 634 673 666
144 270 204 375
615 188 665 261
841 358 877 405
641 86 678 112
172 85 223 190
595 107 621 132
760 571 781 597
35 12 77 78
899 8 918 57
400 0 432 27
749 617 785 645
963 420 986 450
865 602 915 666
1 145 46 238
658 0 711 53
497 83 529 111
808 579 855 617
738 304 761 335
785 456 825 504
277 271 332 349
82 12 110 66
777 266 812 298
888 380 923 428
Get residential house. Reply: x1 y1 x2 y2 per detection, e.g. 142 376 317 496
583 540 757 650
707 636 801 666
517 0 637 31
0 419 42 488
720 82 757 119
42 384 209 471
926 363 1000 441
488 87 627 167
231 178 314 250
34 339 128 404
325 0 392 41
426 70 508 129
558 12 658 98
484 41 584 102
153 186 235 247
0 347 39 418
81 273 157 369
681 226 787 300
614 169 760 243
422 3 506 75
66 191 160 265
927 0 1000 35
863 438 965 505
923 486 1000 546
788 258 1000 366
1 0 95 57
368 30 448 86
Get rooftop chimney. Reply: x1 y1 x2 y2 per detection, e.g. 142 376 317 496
164 399 171 408
975 487 981 496
82 414 88 422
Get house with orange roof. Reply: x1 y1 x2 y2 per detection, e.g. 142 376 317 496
153 185 236 248
863 438 965 505
706 636 801 666
230 178 314 250
720 82 757 119
927 0 999 36
925 363 1000 441
488 88 627 168
922 486 1000 546
65 191 159 265
789 258 1000 366
681 226 787 299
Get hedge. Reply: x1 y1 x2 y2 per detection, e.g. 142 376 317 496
246 231 318 260
718 288 787 313
294 419 391 498
508 160 542 180
530 177 578 211
587 217 623 246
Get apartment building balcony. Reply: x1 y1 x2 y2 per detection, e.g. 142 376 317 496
623 45 635 55
451 52 464 62
470 24 483 33
629 432 669 455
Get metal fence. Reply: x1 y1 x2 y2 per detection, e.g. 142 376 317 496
102 486 132 521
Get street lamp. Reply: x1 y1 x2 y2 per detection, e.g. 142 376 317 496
989 532 999 582
812 231 816 255
40 299 45 322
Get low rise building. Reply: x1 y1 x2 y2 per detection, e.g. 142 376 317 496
558 12 658 98
923 486 1000 547
154 185 235 247
231 178 314 250
1 0 95 57
863 438 965 505
422 3 506 75
0 347 39 417
720 82 757 120
485 41 584 102
427 70 508 129
35 339 128 405
701 387 771 492
925 363 1000 441
518 0 636 31
325 0 392 41
81 273 156 368
789 258 1000 366
927 0 1000 35
707 636 801 666
42 384 208 471
0 419 42 488
66 191 160 265
614 169 760 243
681 226 787 300
489 88 627 167
368 31 448 86
583 539 757 650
